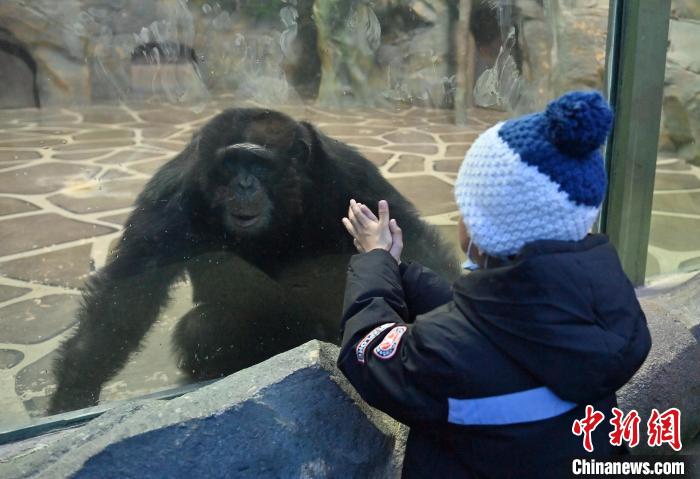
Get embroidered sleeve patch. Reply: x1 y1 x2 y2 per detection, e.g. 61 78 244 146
356 323 395 363
373 326 408 360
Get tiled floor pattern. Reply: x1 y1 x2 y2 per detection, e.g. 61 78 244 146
0 96 697 427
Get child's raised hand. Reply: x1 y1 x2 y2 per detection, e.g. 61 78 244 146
342 199 403 264
342 199 392 252
355 202 403 263
349 203 375 253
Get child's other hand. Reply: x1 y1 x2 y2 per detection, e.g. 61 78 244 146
388 217 403 265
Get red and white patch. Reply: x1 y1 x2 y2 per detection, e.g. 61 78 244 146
356 323 395 364
373 326 408 360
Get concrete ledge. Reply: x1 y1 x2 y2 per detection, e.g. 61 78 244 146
0 341 406 479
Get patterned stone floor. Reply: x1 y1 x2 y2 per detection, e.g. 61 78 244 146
0 96 505 427
649 158 700 276
0 95 698 428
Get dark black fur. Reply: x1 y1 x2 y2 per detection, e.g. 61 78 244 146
49 108 459 413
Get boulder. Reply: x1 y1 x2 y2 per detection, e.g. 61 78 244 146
0 28 38 109
313 0 384 107
550 0 608 94
671 0 700 21
619 273 700 454
0 0 89 106
515 0 608 109
312 0 455 108
373 0 454 108
0 341 405 479
0 0 209 106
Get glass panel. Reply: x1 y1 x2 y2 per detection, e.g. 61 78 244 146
647 0 700 279
0 0 609 427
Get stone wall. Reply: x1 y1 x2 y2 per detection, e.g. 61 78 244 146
0 0 289 107
0 0 456 109
0 0 697 124
512 0 608 112
0 0 91 107
515 0 700 164
659 15 700 166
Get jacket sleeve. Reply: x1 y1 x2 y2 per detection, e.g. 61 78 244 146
338 249 448 426
399 261 453 322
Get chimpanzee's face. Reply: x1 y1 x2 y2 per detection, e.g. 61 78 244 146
213 143 279 234
197 110 311 237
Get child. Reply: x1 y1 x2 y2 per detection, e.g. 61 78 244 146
339 91 651 478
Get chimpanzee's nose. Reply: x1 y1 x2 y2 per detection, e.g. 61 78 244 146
238 173 255 190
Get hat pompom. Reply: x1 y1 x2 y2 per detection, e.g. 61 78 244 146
544 91 613 158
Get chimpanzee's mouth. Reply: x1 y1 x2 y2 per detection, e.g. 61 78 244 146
230 213 261 228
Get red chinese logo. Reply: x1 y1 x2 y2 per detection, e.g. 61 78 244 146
609 407 641 448
573 406 682 452
647 408 682 451
572 405 605 452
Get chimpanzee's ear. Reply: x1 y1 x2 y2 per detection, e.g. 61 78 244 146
300 120 359 167
298 121 321 166
290 124 312 166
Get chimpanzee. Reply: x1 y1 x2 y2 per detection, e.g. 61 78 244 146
48 108 459 413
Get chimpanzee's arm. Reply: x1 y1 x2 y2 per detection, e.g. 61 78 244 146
48 212 189 413
48 153 194 414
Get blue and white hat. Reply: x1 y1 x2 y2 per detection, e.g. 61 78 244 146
454 90 614 257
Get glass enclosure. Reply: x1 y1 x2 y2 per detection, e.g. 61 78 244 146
646 0 700 279
0 0 610 428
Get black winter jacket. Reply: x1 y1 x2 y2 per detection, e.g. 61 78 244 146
338 234 651 478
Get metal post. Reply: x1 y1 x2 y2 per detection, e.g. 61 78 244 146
600 0 671 285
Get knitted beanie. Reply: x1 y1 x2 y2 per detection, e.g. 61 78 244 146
454 90 614 257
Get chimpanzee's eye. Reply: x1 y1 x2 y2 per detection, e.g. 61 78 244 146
249 163 268 177
222 156 237 172
289 140 309 160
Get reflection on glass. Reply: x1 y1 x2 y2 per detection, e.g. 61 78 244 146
647 0 700 279
0 0 609 425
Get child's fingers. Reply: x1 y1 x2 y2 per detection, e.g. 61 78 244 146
347 205 356 223
389 218 398 233
346 207 364 234
347 202 363 230
342 217 358 238
350 199 371 227
389 219 403 247
353 238 364 252
378 200 390 228
359 203 379 222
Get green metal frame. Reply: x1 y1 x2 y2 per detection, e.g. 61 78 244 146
600 0 671 285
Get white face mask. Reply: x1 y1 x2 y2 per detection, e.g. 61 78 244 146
462 238 482 271
462 259 480 271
